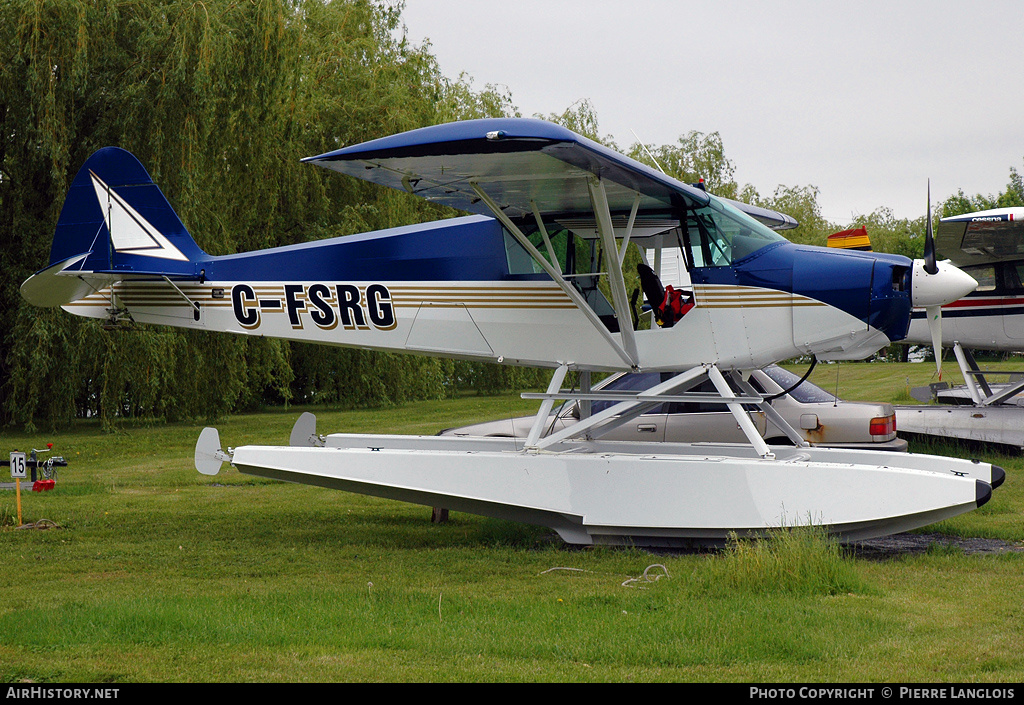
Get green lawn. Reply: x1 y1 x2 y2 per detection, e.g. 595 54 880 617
1 363 1023 683
794 356 1024 406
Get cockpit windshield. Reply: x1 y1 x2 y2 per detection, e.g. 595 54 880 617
684 196 788 268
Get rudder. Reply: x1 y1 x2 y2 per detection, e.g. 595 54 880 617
51 147 205 269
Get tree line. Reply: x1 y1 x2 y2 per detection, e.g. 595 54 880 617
1 0 1021 430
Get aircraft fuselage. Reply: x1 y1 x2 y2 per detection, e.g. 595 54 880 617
61 211 915 372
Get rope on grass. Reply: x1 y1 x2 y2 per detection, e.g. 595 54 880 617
15 519 62 530
541 564 671 589
540 567 593 575
622 564 670 589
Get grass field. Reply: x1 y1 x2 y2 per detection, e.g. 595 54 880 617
2 361 1023 683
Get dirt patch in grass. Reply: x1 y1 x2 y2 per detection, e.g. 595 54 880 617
851 532 1024 559
641 532 1024 560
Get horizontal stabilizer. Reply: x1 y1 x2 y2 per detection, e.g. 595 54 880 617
20 254 105 307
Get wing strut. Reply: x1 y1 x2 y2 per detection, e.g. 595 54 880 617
525 363 569 448
530 200 561 272
469 182 637 368
588 178 640 365
707 365 772 458
617 192 642 264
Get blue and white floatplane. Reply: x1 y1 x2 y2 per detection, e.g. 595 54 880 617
22 118 998 545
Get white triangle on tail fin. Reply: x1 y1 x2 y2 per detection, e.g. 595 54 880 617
89 170 189 261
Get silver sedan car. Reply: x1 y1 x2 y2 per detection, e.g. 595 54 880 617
440 365 908 451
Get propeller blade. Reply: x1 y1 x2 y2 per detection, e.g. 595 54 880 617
926 304 943 378
914 179 972 379
923 179 938 275
911 181 977 311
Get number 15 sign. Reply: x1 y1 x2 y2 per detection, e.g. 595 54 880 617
9 452 26 479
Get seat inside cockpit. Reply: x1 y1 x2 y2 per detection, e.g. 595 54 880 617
502 216 694 332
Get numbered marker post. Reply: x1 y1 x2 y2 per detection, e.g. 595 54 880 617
10 452 26 526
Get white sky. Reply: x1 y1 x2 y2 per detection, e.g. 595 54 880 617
398 0 1022 224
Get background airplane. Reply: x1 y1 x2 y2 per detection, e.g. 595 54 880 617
902 207 1024 409
825 206 1024 445
905 207 1024 353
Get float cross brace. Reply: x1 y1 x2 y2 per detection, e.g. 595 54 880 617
522 363 787 458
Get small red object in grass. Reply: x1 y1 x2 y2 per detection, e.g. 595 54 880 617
32 480 55 492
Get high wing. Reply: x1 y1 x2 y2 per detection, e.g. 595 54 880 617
303 118 798 230
935 207 1024 266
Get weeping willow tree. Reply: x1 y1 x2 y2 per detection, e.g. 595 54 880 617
0 0 538 430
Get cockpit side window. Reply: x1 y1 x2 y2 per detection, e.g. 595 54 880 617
503 230 546 275
683 197 787 268
503 223 589 279
962 264 997 293
503 220 620 330
1005 264 1024 293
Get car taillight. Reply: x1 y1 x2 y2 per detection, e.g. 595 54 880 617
870 415 896 437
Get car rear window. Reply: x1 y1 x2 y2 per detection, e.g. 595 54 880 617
592 372 666 414
595 372 745 415
761 366 836 403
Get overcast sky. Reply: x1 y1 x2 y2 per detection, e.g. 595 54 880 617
398 0 1021 225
